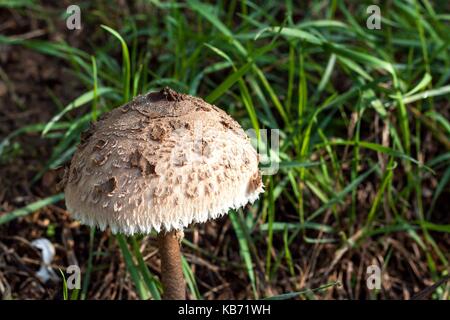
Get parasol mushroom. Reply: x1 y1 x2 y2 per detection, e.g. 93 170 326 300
64 87 264 299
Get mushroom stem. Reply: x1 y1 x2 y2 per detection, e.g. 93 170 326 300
157 230 186 299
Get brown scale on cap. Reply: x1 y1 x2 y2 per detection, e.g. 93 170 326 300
92 152 108 166
149 122 169 141
129 149 157 177
96 177 117 194
64 87 264 235
161 86 185 102
247 171 263 194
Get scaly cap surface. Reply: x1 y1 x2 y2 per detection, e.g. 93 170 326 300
64 88 264 234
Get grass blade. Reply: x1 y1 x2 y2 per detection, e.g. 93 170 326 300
0 193 64 225
229 210 257 298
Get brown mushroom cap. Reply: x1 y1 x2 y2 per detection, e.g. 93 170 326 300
64 88 264 235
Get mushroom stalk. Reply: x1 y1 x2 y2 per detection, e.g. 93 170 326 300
157 230 186 299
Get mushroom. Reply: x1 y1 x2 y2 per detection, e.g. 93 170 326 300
64 87 264 299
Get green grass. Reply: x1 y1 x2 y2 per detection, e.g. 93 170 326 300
1 0 449 299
